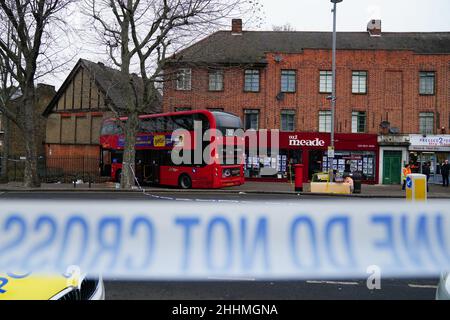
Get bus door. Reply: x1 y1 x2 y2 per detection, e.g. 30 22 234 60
100 148 112 177
141 150 160 185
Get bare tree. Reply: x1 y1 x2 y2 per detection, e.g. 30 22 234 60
0 28 16 180
0 0 74 187
272 23 296 32
85 0 262 189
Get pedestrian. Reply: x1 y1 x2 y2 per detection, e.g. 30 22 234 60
422 161 431 191
442 159 449 187
402 164 411 190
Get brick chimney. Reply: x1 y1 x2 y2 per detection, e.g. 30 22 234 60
367 19 382 36
231 19 242 35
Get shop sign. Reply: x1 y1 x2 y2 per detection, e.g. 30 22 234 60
409 135 450 152
288 135 325 147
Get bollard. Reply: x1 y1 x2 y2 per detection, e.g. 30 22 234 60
405 173 427 202
294 164 304 192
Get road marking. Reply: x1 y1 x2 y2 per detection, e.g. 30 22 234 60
306 280 359 286
208 277 256 281
408 284 438 289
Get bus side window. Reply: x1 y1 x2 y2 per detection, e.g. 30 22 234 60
194 114 210 131
172 115 194 131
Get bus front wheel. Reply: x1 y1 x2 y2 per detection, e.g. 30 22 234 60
178 174 192 189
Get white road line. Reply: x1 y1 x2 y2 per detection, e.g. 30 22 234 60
306 280 359 286
408 284 438 289
208 277 256 281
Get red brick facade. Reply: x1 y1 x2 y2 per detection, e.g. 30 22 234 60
163 49 449 135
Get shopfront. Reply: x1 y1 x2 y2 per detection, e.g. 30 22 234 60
244 131 379 184
408 134 450 184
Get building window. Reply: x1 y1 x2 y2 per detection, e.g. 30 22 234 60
352 71 367 94
419 112 434 134
176 68 192 91
209 70 223 91
244 109 259 130
281 70 296 93
281 110 295 131
244 70 260 92
319 110 332 133
319 71 332 93
175 107 192 112
352 111 367 133
419 71 435 95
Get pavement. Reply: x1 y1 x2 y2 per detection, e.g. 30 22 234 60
0 180 449 198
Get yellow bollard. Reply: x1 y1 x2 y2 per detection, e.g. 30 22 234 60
405 174 427 202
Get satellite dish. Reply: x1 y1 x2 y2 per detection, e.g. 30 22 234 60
380 121 390 129
389 127 400 134
274 55 283 63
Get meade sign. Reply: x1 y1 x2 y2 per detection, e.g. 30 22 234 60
288 136 325 147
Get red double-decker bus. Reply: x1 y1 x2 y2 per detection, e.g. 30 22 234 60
99 110 245 189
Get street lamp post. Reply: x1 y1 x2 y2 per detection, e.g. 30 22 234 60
329 0 342 182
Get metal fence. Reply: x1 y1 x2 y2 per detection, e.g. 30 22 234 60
0 155 110 183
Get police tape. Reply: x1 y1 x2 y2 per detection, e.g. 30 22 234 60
0 200 449 279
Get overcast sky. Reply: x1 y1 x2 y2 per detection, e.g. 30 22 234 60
258 0 450 32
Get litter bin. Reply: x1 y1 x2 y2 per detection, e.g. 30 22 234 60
352 171 362 194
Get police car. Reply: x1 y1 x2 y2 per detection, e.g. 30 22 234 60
0 272 104 300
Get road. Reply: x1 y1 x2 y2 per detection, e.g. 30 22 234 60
0 190 440 300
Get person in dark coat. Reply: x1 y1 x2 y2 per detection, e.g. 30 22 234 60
422 161 431 191
442 159 450 187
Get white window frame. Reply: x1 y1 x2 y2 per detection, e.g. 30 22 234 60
319 110 332 133
208 70 224 91
319 71 332 93
244 70 260 92
176 68 192 91
352 71 367 94
351 111 367 133
244 109 259 130
419 112 434 134
281 70 296 93
281 110 295 131
419 71 435 95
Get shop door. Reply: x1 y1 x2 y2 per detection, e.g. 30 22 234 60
383 151 401 184
308 150 323 180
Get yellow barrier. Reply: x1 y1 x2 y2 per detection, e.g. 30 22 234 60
405 174 427 202
310 182 352 194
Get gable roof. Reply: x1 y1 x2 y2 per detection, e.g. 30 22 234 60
170 31 450 65
43 59 162 116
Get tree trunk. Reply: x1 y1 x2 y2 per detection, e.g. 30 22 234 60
120 111 139 189
0 117 9 181
22 87 40 188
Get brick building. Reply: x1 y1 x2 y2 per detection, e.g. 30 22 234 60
163 19 450 184
43 58 161 179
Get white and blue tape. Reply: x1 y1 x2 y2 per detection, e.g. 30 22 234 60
0 200 449 279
